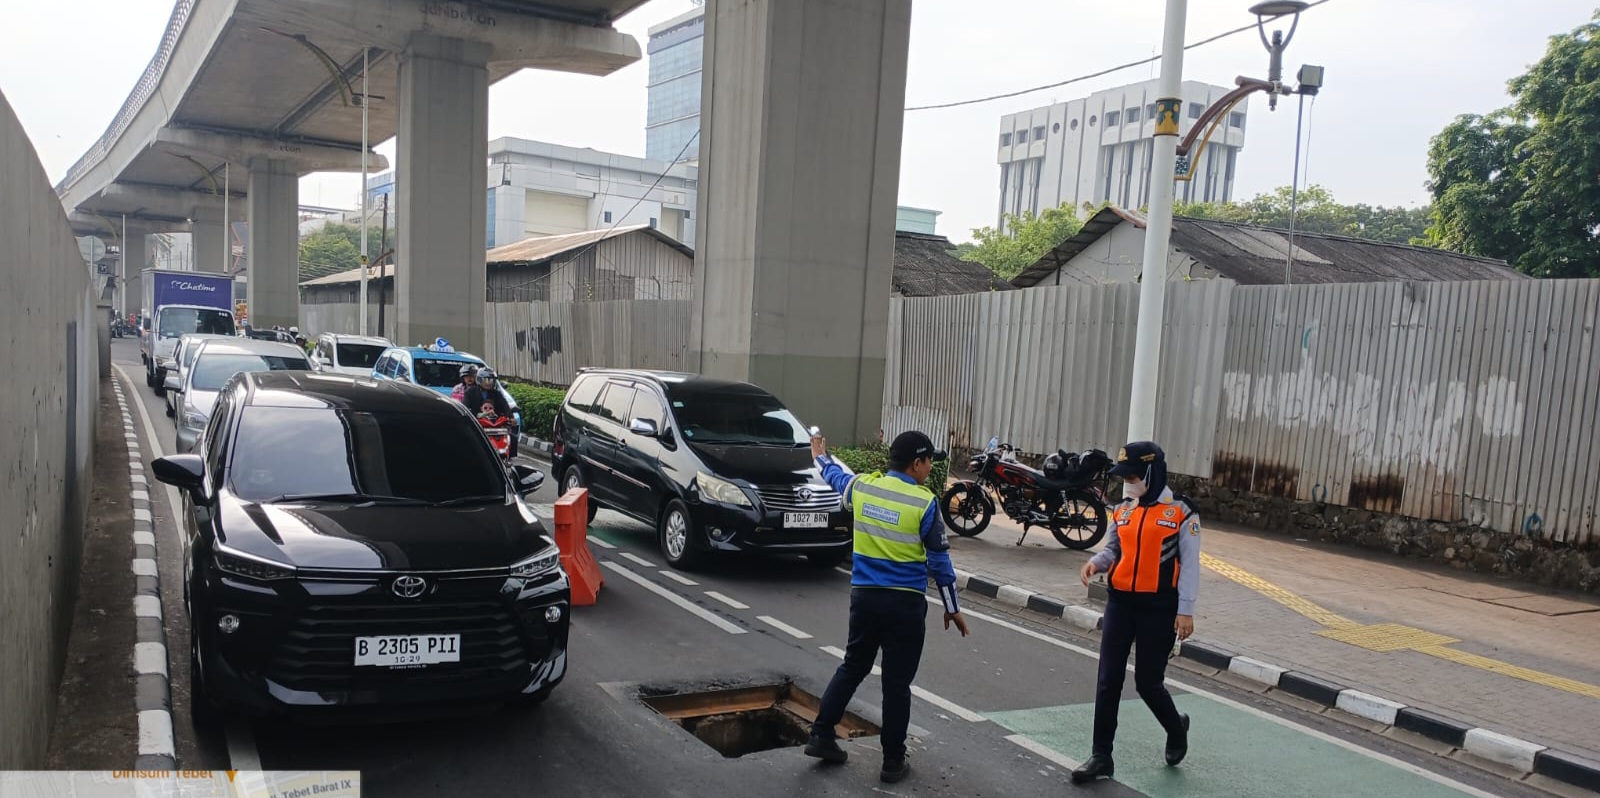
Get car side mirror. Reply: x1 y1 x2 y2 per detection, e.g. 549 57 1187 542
152 454 207 500
512 464 545 495
163 373 182 392
629 418 660 438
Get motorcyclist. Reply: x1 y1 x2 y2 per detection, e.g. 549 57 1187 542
467 368 518 457
451 364 478 403
289 326 308 351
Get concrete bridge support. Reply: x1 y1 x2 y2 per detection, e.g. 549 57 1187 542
246 159 300 330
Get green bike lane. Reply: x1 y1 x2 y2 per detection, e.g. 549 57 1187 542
580 514 1532 798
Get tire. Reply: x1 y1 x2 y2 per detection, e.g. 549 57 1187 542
561 466 598 523
805 550 849 568
153 367 167 397
940 484 992 537
658 500 705 571
187 615 229 732
513 683 556 709
145 364 157 388
1048 490 1108 550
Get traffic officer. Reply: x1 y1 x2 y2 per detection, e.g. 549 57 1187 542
1072 440 1199 783
805 430 969 784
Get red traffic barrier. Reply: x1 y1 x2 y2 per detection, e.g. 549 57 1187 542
553 488 603 606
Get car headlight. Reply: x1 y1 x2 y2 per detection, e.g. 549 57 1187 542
183 411 208 429
213 546 295 581
511 539 562 579
696 472 753 508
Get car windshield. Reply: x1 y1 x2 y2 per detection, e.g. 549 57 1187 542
159 308 234 339
336 343 387 369
181 341 211 369
191 354 309 391
414 358 472 388
228 407 505 503
667 386 808 446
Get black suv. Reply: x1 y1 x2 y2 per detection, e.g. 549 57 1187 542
152 371 566 721
552 369 851 569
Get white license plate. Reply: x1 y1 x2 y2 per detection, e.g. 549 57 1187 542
353 634 461 667
784 512 831 529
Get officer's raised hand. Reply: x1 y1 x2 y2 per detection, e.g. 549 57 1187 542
810 433 827 459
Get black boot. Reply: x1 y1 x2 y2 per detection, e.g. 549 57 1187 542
880 754 911 783
1165 713 1191 766
1070 754 1114 783
804 735 847 764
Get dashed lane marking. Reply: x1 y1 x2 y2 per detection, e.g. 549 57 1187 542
619 552 658 569
586 536 616 550
705 591 749 610
659 570 698 586
912 686 986 723
819 645 881 676
601 561 747 635
1005 733 1082 771
757 615 814 639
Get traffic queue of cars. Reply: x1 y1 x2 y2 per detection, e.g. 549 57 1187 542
137 335 852 726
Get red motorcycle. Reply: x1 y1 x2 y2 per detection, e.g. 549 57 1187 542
477 406 516 466
939 442 1113 549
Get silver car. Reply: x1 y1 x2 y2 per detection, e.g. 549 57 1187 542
173 339 310 452
164 334 232 419
310 333 393 377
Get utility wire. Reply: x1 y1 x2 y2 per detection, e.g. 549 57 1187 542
904 0 1332 112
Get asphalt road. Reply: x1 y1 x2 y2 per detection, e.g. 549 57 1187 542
103 339 1538 797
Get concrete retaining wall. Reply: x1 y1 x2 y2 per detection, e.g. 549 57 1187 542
0 88 102 767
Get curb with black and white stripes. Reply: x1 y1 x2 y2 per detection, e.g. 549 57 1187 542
517 434 554 456
951 569 1600 794
111 378 176 770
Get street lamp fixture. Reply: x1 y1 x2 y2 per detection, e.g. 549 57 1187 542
1249 0 1309 106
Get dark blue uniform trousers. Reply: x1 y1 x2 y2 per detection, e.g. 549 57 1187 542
812 588 928 760
1093 591 1186 756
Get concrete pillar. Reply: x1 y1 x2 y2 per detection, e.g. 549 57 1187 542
118 231 144 318
691 0 912 444
397 34 489 353
190 208 228 274
246 159 300 330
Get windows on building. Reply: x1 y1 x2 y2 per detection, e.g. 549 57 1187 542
1070 119 1079 130
1188 102 1204 119
1229 111 1245 129
1000 132 1013 146
1016 128 1029 144
1105 110 1120 127
603 211 613 224
1089 115 1097 126
1033 125 1046 140
1146 103 1156 121
1125 107 1140 124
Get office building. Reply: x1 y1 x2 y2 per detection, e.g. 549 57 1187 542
996 79 1248 224
645 4 705 163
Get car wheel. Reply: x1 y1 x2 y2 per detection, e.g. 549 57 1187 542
658 500 705 571
187 616 228 731
561 466 599 523
145 365 157 388
153 368 167 397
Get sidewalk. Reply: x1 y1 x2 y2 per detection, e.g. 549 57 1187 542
946 509 1600 768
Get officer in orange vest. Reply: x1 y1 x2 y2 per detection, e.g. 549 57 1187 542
1072 441 1199 783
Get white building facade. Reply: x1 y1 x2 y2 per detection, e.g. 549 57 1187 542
996 79 1249 223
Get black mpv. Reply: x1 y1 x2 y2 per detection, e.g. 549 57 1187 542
153 371 566 722
551 369 851 570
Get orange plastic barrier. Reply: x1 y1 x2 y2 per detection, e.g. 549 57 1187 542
553 488 603 606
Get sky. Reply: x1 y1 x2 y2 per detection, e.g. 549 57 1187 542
2 0 1594 244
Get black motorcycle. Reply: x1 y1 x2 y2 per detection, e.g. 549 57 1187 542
939 443 1114 549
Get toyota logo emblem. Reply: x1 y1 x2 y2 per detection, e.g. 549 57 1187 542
392 575 427 599
798 487 813 502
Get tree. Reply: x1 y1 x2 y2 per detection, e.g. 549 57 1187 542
1173 185 1432 246
1425 12 1600 278
298 224 362 281
956 203 1085 280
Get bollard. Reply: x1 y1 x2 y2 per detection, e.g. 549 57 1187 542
553 487 603 606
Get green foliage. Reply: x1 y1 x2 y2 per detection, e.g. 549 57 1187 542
955 202 1086 281
1424 12 1600 277
298 224 362 280
505 382 566 439
831 443 949 496
1173 185 1432 246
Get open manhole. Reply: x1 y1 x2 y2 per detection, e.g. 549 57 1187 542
641 681 881 759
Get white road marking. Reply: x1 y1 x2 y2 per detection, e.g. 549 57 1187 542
911 686 986 723
134 595 162 618
225 721 263 771
705 591 750 610
1005 733 1081 771
132 559 158 578
757 615 814 639
619 552 658 569
586 536 617 550
601 561 747 635
659 570 698 586
134 642 168 676
137 710 175 757
819 645 881 676
945 602 1506 798
834 567 853 578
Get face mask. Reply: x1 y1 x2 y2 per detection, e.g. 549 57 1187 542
1123 478 1148 500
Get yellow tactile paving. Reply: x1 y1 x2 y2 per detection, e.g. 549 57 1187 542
1200 552 1600 701
1315 623 1460 652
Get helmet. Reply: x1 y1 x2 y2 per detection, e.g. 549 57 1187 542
289 326 300 335
458 364 478 379
476 367 498 387
1043 451 1066 479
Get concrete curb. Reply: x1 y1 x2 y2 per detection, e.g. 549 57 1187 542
517 434 554 456
112 377 176 770
951 570 1600 792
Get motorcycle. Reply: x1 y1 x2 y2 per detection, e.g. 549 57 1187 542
939 440 1114 549
477 406 517 467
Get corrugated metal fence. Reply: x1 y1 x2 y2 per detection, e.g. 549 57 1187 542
485 299 693 385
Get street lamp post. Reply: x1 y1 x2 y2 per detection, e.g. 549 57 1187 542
1126 0 1320 442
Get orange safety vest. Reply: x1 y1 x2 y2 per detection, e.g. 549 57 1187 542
1107 498 1193 595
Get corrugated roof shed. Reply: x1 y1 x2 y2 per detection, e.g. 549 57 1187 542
893 231 1014 296
1013 206 1529 287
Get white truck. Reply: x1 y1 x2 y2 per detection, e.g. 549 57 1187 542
140 269 237 395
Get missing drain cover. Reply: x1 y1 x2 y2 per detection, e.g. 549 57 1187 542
641 681 880 759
